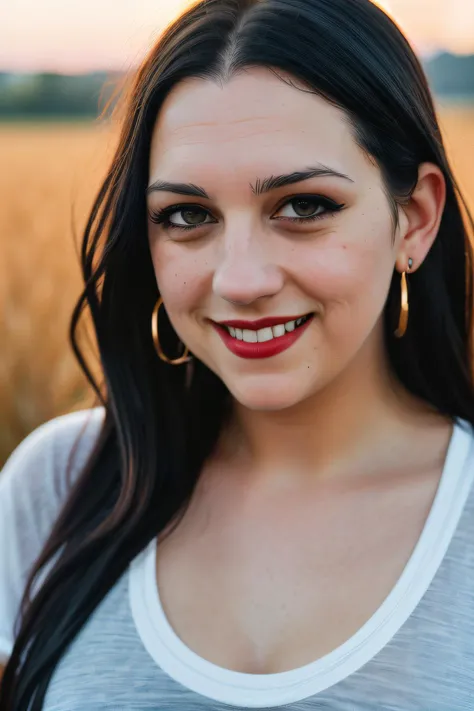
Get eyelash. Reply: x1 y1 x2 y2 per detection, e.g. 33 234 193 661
148 195 345 232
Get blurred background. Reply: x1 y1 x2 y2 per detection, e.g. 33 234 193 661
1 0 474 465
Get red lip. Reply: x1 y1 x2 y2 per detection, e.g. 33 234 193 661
211 314 314 359
215 313 312 330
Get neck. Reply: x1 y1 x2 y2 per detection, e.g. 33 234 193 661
223 333 439 488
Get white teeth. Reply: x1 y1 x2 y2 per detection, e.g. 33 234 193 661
225 315 312 341
257 327 274 342
242 329 258 343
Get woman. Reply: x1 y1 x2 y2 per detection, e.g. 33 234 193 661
1 0 474 708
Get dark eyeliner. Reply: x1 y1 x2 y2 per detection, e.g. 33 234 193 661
148 195 345 232
148 203 210 230
271 194 345 223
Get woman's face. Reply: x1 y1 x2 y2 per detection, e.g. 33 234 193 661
147 68 406 410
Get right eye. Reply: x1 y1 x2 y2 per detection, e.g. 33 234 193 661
149 204 216 231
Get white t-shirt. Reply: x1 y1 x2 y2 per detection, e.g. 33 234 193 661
2 407 474 710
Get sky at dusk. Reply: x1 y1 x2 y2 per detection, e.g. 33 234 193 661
1 0 473 74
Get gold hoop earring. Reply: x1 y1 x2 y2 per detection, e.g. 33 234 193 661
151 297 192 365
394 258 413 338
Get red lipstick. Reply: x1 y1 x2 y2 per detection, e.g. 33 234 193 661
216 314 310 330
211 313 314 359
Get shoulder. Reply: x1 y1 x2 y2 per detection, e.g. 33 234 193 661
0 406 105 661
0 406 105 501
0 405 106 546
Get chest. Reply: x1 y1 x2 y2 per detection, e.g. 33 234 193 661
155 472 439 674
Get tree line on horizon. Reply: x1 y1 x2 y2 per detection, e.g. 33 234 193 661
0 71 122 119
0 52 473 120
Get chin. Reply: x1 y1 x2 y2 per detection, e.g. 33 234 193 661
225 373 314 412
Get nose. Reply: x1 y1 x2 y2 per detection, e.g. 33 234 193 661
212 230 284 306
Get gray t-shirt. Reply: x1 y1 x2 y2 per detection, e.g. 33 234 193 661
2 407 474 710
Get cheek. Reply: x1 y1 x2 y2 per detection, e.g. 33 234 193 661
148 236 211 315
296 235 394 327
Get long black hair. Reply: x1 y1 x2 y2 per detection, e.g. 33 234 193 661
2 0 474 707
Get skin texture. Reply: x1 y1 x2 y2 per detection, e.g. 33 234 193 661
0 70 456 683
144 68 453 673
147 67 447 482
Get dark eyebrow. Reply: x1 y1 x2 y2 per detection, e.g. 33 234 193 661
251 166 354 195
146 180 210 199
146 165 353 199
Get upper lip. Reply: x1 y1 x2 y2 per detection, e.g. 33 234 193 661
214 313 313 330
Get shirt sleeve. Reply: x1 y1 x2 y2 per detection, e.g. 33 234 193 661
0 407 105 661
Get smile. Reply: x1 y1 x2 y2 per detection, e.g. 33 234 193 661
224 314 312 342
211 312 315 359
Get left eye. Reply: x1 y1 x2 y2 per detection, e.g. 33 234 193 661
274 197 325 219
167 207 213 227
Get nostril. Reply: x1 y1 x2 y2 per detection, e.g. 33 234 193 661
212 262 284 305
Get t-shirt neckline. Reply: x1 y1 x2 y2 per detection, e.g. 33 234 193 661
129 419 474 708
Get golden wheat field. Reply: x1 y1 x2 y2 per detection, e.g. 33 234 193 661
1 107 474 464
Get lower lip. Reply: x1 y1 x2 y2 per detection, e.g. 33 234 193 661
211 316 314 359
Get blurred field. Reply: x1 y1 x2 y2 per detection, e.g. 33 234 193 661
1 107 474 465
0 120 120 464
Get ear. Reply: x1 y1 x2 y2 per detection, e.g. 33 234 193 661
395 162 446 273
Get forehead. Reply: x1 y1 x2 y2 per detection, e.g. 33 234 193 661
149 68 366 181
